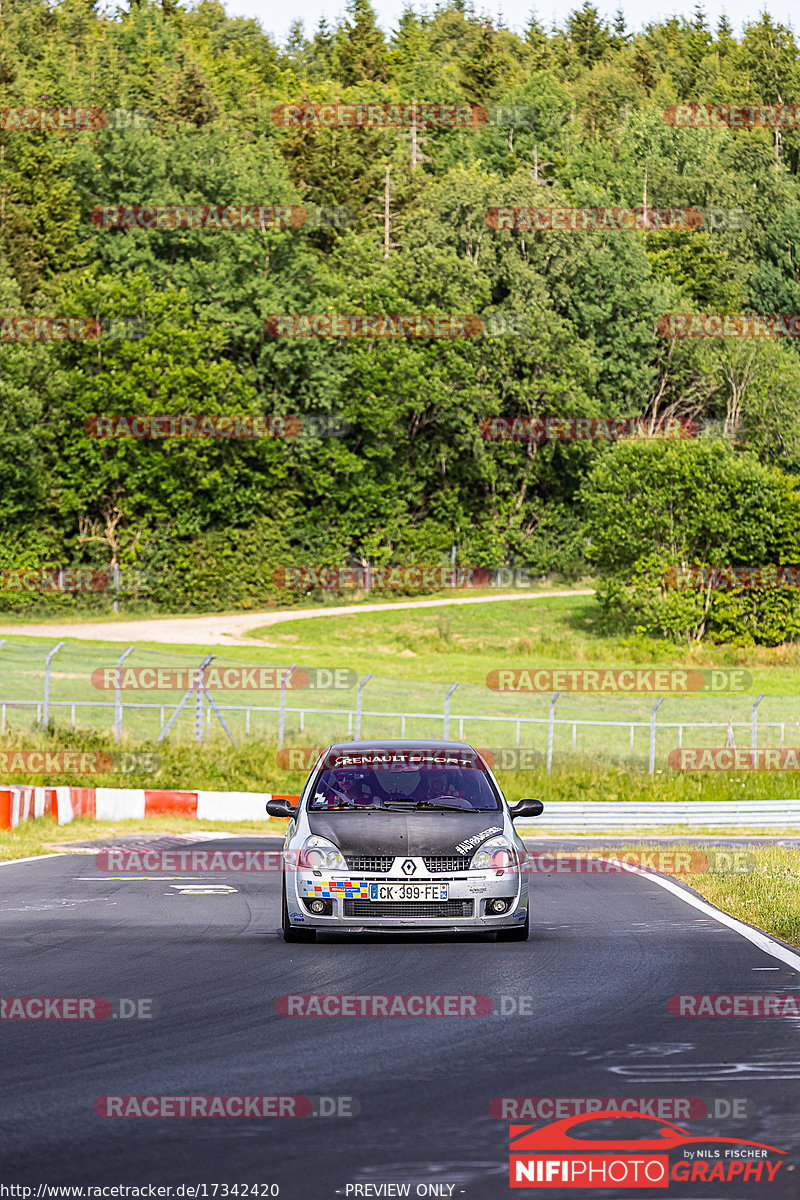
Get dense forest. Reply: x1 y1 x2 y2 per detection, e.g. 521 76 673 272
4 0 800 642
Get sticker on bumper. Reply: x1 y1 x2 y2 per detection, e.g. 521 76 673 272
298 879 371 899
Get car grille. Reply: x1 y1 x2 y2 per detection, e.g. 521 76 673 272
423 855 471 873
344 854 394 873
343 900 474 919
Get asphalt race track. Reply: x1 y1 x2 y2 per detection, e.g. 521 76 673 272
2 837 799 1198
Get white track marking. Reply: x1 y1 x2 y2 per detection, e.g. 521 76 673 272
607 858 800 973
0 852 70 868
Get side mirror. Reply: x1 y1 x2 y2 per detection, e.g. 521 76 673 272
266 797 295 818
510 797 543 820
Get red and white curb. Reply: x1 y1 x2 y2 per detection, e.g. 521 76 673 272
0 787 297 829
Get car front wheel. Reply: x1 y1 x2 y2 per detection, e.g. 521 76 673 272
281 877 316 942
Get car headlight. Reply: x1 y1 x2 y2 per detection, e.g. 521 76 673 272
298 835 347 871
470 836 517 871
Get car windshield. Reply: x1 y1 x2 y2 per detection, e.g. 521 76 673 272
307 750 501 811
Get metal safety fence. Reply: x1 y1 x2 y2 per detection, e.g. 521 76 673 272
0 639 798 774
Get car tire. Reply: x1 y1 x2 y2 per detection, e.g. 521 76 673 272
282 876 316 943
496 909 529 941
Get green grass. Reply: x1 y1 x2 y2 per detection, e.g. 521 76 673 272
0 729 800 810
672 844 800 949
2 591 800 779
250 593 800 692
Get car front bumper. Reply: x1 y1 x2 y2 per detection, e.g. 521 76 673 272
285 868 528 931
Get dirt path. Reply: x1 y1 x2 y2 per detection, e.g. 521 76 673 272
0 589 595 646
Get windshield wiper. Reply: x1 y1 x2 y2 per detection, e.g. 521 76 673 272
406 800 474 811
314 803 374 810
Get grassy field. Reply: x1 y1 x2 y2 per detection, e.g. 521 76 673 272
249 592 800 692
2 591 800 771
671 844 800 949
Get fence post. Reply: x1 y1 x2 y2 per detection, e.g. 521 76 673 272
546 691 561 776
277 664 297 751
42 641 66 728
354 673 373 739
114 646 135 741
158 654 213 743
443 681 458 739
195 681 204 743
752 693 765 767
649 698 664 775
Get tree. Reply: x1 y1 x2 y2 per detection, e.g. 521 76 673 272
609 9 628 51
283 20 311 76
582 439 800 643
565 2 610 66
333 0 390 84
715 13 735 61
686 3 712 68
460 22 511 102
524 9 550 60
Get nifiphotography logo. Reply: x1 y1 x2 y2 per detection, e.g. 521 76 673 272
508 1110 785 1188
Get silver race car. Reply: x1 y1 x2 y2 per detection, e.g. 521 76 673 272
266 739 543 942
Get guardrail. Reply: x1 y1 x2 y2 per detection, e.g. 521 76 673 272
516 800 800 829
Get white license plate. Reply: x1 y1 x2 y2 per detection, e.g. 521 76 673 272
369 883 449 901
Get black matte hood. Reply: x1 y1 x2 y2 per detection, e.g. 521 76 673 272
307 810 505 857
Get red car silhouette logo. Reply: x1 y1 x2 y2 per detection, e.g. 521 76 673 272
509 1111 785 1188
510 1109 784 1154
